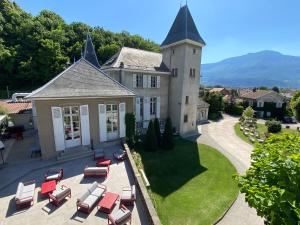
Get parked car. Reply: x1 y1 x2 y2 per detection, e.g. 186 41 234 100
282 116 297 124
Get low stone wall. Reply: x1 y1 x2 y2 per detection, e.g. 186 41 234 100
122 143 162 225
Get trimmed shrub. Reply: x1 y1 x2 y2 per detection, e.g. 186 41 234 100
162 117 174 150
224 102 244 116
154 118 161 146
208 112 222 121
143 120 158 151
125 113 135 148
265 120 282 133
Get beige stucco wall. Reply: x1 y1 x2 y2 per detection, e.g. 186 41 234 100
162 43 202 135
106 70 170 120
35 97 133 159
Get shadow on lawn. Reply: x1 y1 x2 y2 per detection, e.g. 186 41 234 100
136 138 207 197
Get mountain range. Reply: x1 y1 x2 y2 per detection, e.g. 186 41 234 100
201 50 300 88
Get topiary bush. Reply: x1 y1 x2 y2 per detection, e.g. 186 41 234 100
265 120 282 133
162 117 174 150
143 120 158 151
125 113 136 148
153 118 161 146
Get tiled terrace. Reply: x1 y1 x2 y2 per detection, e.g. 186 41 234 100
0 142 148 225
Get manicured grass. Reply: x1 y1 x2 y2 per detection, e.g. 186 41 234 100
234 122 299 145
134 138 239 225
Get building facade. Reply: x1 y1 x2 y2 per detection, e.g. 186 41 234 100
103 5 208 135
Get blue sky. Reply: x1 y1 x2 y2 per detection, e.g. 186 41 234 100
13 0 300 64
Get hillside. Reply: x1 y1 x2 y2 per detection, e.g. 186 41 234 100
0 0 160 92
202 50 300 88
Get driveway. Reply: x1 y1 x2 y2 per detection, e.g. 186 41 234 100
197 115 264 225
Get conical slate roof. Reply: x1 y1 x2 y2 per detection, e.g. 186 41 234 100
161 5 205 47
83 34 101 68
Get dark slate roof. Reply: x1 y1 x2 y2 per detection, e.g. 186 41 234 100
83 34 101 68
27 58 135 99
102 47 170 73
161 5 205 47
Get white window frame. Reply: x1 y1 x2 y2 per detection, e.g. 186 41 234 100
150 76 157 88
150 97 157 116
276 102 282 108
136 74 143 88
257 101 264 108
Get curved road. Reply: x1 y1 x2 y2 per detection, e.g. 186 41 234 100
197 115 264 225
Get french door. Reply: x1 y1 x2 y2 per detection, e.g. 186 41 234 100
63 106 81 148
106 104 118 141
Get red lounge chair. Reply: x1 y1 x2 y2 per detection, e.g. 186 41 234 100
108 205 132 225
48 185 71 206
44 168 63 182
15 180 36 209
83 166 109 178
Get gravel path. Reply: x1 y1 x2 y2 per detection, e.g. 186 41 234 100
197 115 264 225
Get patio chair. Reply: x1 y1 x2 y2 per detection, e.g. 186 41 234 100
77 182 106 213
15 180 36 209
113 150 127 161
83 166 109 178
48 185 71 206
108 205 132 225
120 185 136 206
94 148 105 160
44 168 63 182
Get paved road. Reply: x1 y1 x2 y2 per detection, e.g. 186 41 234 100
197 115 264 225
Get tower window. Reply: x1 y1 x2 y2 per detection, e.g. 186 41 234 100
193 48 196 54
184 114 188 123
185 96 189 104
190 68 196 79
172 49 175 55
172 68 178 77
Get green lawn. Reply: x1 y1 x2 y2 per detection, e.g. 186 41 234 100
234 122 299 144
134 138 239 225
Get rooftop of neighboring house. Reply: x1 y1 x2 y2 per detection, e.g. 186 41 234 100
0 100 32 114
209 87 229 93
239 90 279 100
102 47 170 73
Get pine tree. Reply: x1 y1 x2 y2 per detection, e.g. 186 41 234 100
144 120 158 151
153 118 161 146
162 117 174 150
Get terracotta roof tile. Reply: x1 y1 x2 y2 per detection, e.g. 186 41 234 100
0 101 32 114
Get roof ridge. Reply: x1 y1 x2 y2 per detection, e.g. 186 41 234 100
122 46 162 55
81 58 136 95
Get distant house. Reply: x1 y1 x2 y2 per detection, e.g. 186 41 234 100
239 90 285 118
209 88 230 96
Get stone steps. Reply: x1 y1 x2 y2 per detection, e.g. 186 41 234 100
57 146 93 161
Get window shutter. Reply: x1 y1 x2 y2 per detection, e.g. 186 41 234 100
135 97 140 122
143 97 150 128
157 76 160 88
98 104 107 142
143 75 148 88
80 105 90 146
156 97 160 118
51 107 65 151
133 74 137 88
148 76 151 88
119 103 126 138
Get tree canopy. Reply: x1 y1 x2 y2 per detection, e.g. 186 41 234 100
0 0 160 91
290 90 300 121
237 133 300 224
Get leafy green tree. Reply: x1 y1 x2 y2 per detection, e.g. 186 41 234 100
125 113 135 148
153 118 161 146
290 90 300 121
203 91 224 119
272 86 280 93
243 106 254 118
143 120 158 151
236 134 300 224
0 105 8 115
162 117 174 150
